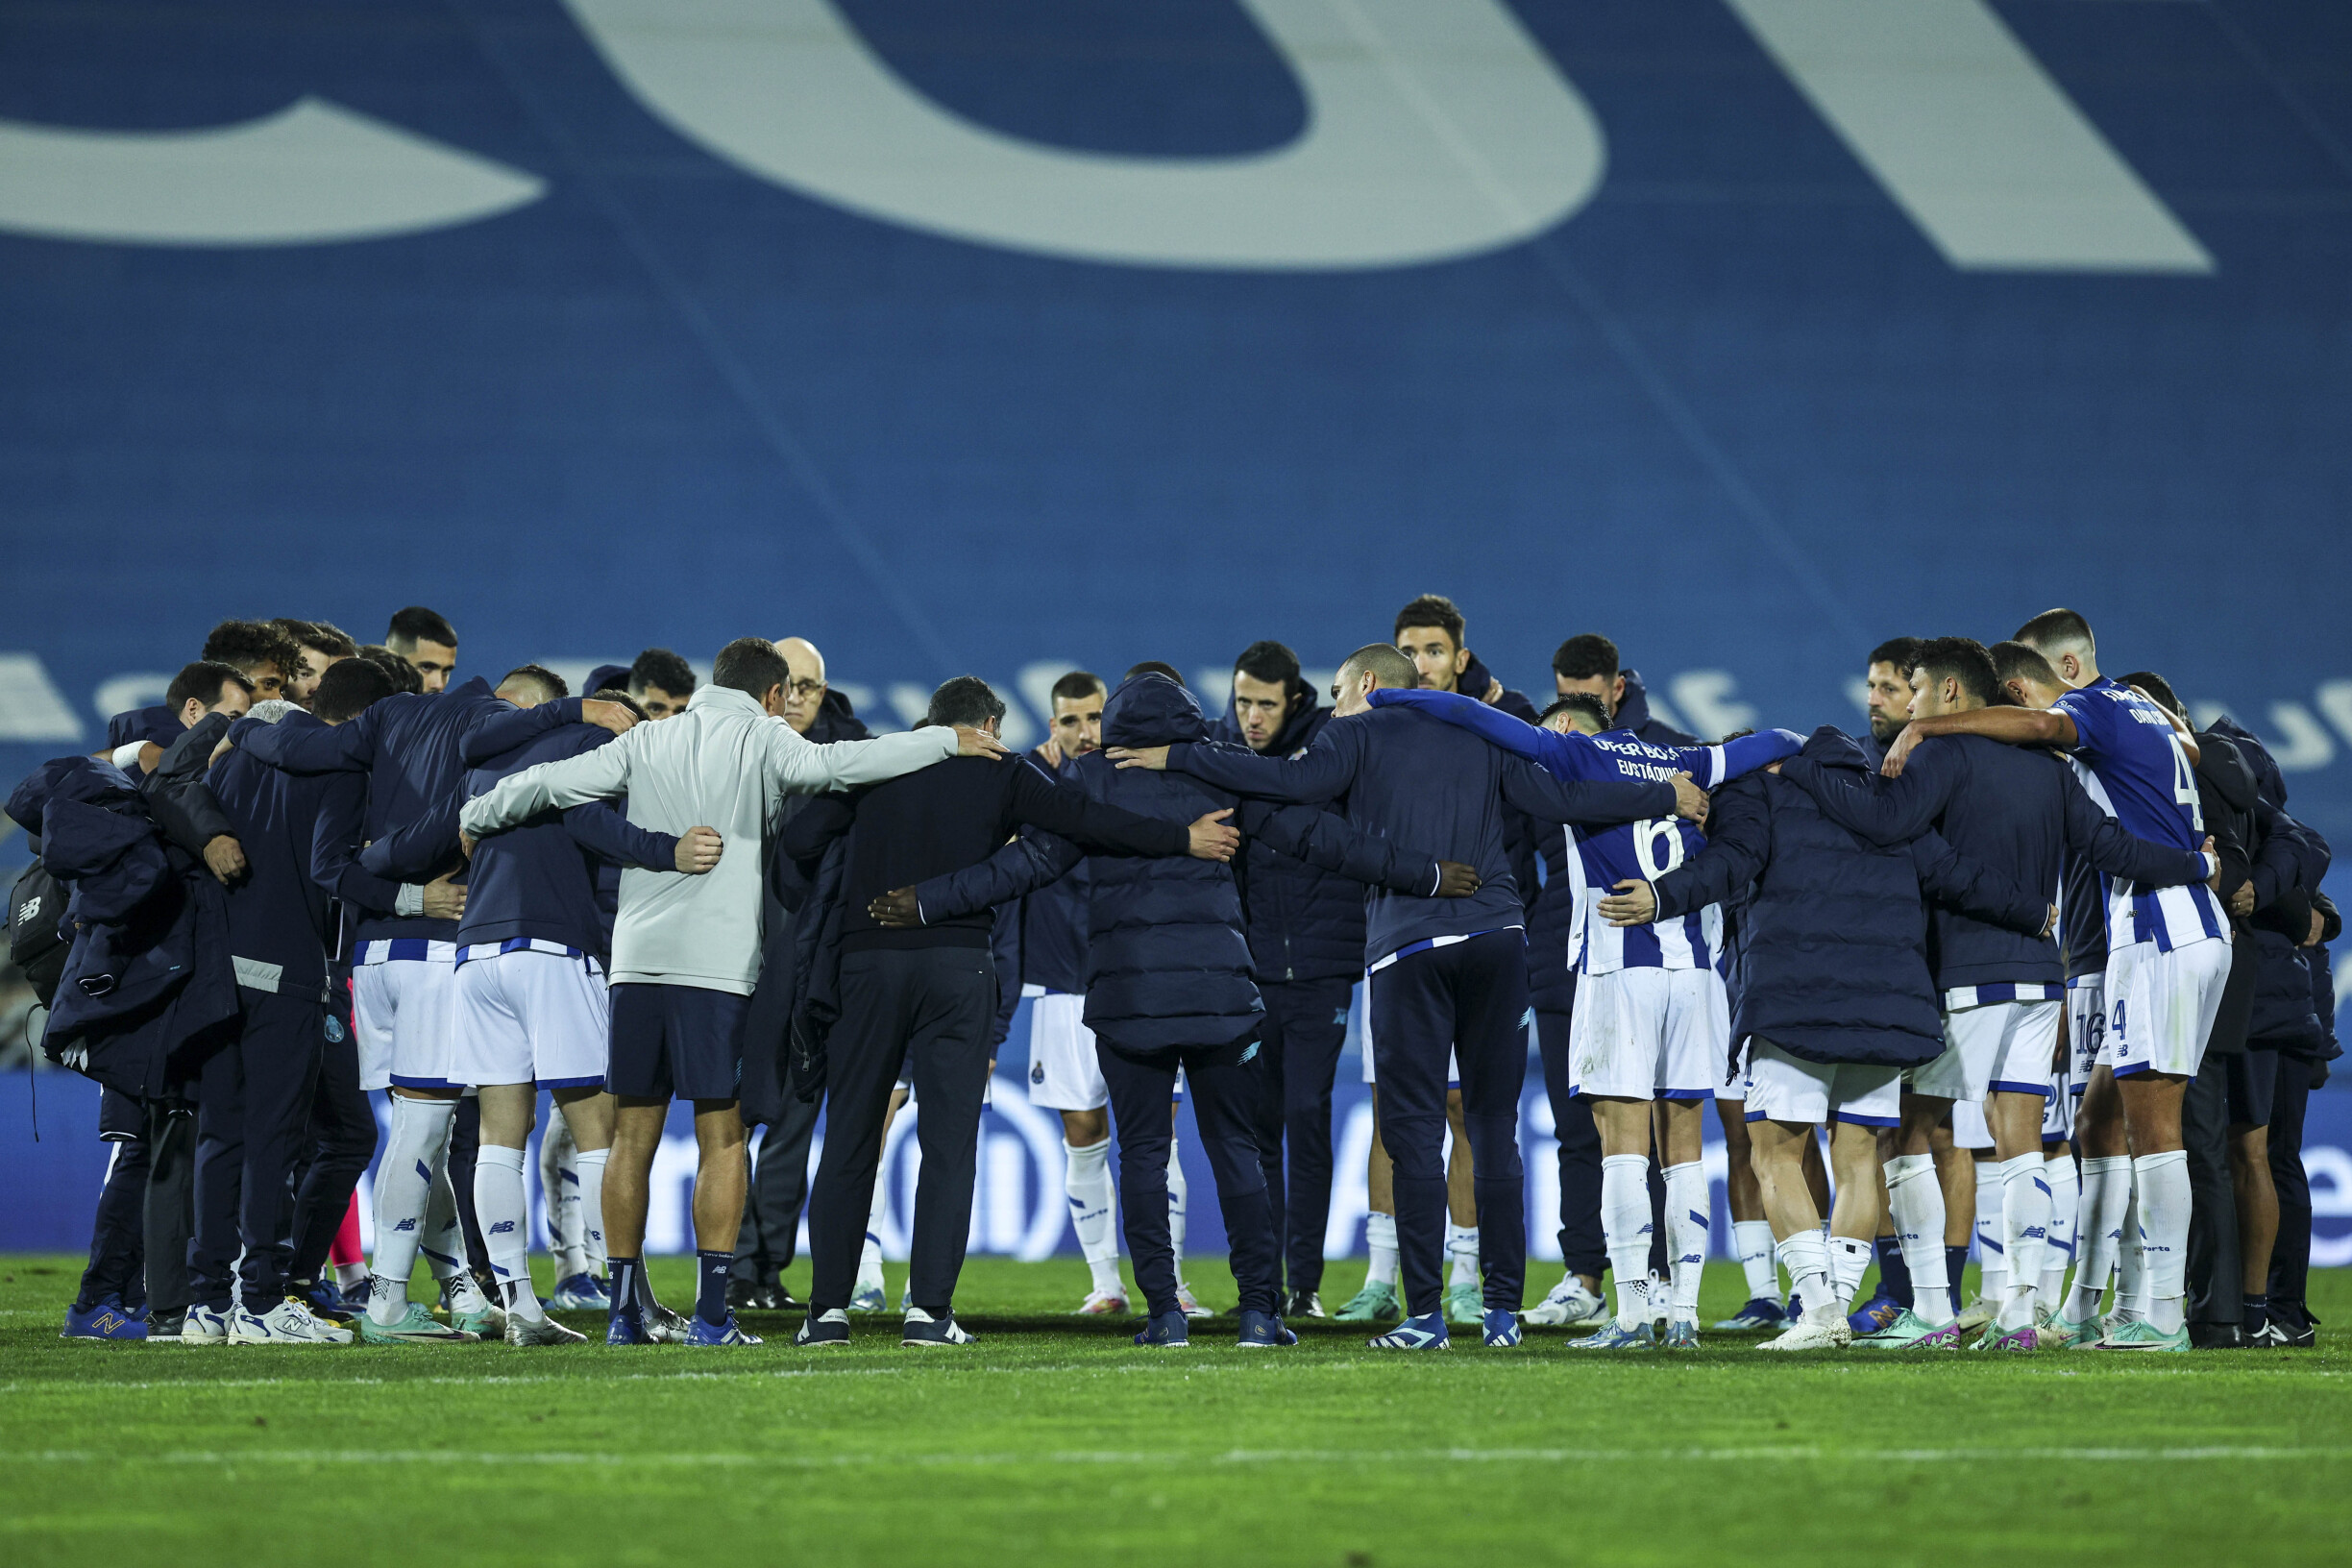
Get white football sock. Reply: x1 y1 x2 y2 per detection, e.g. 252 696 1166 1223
1733 1220 1780 1305
541 1107 584 1281
475 1145 544 1323
1664 1162 1708 1319
2134 1149 2191 1335
1776 1230 1832 1321
366 1094 456 1326
1997 1153 2051 1332
857 1166 888 1291
2066 1155 2133 1324
1445 1223 1480 1287
1601 1154 1654 1329
2039 1152 2078 1311
333 1261 368 1290
2113 1177 2147 1324
1884 1154 1953 1327
1064 1139 1122 1294
575 1145 610 1281
1973 1158 2007 1303
1365 1211 1400 1289
1167 1136 1189 1282
1826 1235 1871 1317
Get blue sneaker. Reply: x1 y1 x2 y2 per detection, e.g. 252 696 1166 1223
291 1279 355 1323
1236 1310 1296 1348
1847 1291 1903 1335
1367 1311 1450 1351
796 1309 850 1348
605 1310 652 1347
1713 1297 1788 1332
549 1273 611 1311
1567 1318 1656 1351
1482 1308 1522 1348
62 1298 147 1340
683 1312 762 1347
1134 1310 1190 1348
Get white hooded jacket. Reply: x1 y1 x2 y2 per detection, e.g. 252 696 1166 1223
458 683 958 992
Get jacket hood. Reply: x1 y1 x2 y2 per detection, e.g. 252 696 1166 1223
688 683 767 719
7 755 142 836
2207 715 2285 807
1617 668 1660 732
1105 673 1211 748
2194 729 2259 814
1798 724 1870 774
807 686 870 744
585 664 632 697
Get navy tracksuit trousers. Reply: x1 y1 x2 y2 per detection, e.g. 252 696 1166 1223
1101 1036 1278 1321
189 989 324 1312
1247 976 1354 1298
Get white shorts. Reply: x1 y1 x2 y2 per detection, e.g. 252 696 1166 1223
1950 1097 1992 1150
450 943 609 1089
2066 975 2106 1092
2108 936 2233 1080
1913 997 2061 1102
1026 991 1106 1112
1743 1039 1900 1128
352 939 458 1091
1567 967 1727 1101
2041 1063 2074 1142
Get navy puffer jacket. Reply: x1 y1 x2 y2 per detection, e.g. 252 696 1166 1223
1653 728 2046 1068
917 674 1444 1054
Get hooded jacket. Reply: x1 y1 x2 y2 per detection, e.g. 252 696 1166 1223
909 674 1449 1054
1653 729 2046 1068
7 756 237 1097
1212 685 1379 986
2212 716 2338 1049
1613 669 1699 747
459 682 960 993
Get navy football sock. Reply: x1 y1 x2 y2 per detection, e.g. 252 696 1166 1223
608 1257 643 1323
1874 1235 1914 1309
2243 1294 2269 1335
696 1250 732 1326
1946 1245 1969 1314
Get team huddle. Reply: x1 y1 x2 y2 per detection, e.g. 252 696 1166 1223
18 596 2336 1354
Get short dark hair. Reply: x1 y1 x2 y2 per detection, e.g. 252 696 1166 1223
2013 608 2095 658
286 619 358 660
2117 670 2184 720
928 675 1007 729
1551 634 1619 682
628 648 696 698
1867 637 1924 676
1912 636 1999 708
1233 640 1302 690
384 606 457 654
1988 640 2060 693
499 663 569 705
1048 670 1107 707
314 657 397 723
1393 595 1465 649
1124 662 1184 685
1338 643 1417 692
166 660 254 713
589 687 648 722
1539 694 1612 733
201 619 302 680
712 636 788 699
356 644 423 695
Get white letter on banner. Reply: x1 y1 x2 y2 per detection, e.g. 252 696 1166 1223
0 97 544 247
560 0 1605 270
1721 0 2210 272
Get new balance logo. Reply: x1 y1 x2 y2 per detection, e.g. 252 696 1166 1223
392 1218 417 1232
489 1220 516 1235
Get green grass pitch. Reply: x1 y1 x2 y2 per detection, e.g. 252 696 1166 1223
5 1256 2348 1567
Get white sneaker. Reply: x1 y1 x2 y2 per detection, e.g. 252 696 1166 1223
1954 1292 1997 1333
180 1304 230 1345
1758 1307 1852 1352
1074 1288 1131 1315
230 1299 350 1346
1524 1275 1606 1327
1175 1283 1215 1319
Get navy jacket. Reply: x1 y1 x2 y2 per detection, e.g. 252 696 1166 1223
2210 717 2337 1048
1013 758 1091 994
1778 729 2207 993
107 704 181 751
1615 669 1699 747
1168 699 1670 967
1654 728 2046 1068
455 717 679 962
7 756 237 1098
148 711 356 1003
1212 689 1381 986
913 674 1447 1054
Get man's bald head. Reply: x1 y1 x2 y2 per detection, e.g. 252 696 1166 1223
775 636 828 733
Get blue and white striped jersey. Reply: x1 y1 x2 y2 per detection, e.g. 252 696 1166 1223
2052 677 2223 953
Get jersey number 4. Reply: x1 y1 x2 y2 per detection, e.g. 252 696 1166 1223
2167 736 2204 834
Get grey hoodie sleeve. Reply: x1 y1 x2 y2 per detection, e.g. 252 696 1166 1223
460 729 635 838
765 722 959 794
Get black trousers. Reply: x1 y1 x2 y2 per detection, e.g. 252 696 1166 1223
75 1137 150 1311
2266 1051 2318 1323
2183 1049 2241 1329
287 1009 376 1286
736 1090 820 1283
141 1099 195 1318
1101 1036 1278 1320
807 947 995 1313
1535 1008 1606 1280
1368 930 1529 1317
1247 976 1354 1297
190 989 325 1311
